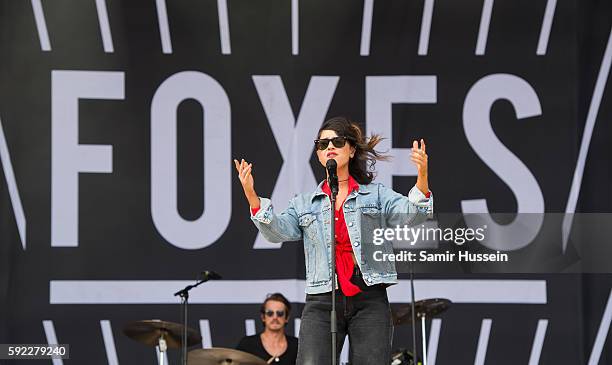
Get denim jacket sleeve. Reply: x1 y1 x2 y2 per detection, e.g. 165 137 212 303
379 184 434 226
250 197 303 243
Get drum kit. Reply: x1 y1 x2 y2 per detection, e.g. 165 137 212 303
390 298 452 365
121 298 451 365
122 320 268 365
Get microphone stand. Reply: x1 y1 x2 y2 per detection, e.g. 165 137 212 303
174 273 219 365
329 175 339 365
409 259 419 365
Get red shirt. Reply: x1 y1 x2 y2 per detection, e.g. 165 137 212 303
321 175 362 296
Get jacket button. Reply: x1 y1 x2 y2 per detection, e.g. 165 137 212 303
348 222 353 227
353 241 359 247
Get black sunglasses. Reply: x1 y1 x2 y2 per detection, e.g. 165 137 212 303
264 310 286 318
314 136 350 151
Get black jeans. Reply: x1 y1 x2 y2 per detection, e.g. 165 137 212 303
296 271 393 365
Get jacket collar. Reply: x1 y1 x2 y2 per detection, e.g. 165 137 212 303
311 177 371 202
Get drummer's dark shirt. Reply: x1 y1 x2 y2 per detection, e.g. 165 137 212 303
236 333 298 365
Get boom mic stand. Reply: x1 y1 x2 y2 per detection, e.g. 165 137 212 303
174 271 222 365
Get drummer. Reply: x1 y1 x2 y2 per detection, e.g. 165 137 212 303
237 293 298 364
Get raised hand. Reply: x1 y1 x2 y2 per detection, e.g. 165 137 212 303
410 139 429 194
233 158 260 209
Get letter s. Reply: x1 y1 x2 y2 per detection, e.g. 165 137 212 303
462 74 544 251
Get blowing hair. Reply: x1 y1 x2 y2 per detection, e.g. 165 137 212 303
318 116 389 185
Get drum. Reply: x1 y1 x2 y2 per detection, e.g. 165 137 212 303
390 348 418 365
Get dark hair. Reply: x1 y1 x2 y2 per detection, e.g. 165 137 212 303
260 293 291 318
318 116 389 185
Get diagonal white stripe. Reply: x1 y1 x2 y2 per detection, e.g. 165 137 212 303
475 0 494 55
245 319 256 336
340 337 349 363
0 118 26 249
562 27 612 251
474 319 492 365
31 0 51 51
43 320 64 365
536 0 557 55
100 320 119 365
294 318 301 337
427 319 442 365
528 319 548 365
199 320 213 348
155 0 173 54
95 0 114 53
217 0 231 54
588 290 612 365
418 0 435 56
360 0 374 56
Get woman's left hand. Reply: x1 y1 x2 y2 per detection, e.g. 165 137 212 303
411 139 429 194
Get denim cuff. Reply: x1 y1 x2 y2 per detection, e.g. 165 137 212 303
408 185 434 217
250 197 273 224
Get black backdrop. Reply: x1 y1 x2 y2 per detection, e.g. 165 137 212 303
0 0 611 364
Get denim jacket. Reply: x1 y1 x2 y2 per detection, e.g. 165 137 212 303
250 181 433 294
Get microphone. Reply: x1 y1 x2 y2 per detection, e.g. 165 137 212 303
200 270 222 281
174 270 222 297
326 159 339 195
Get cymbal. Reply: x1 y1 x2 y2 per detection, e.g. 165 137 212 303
188 348 267 365
123 320 202 348
392 298 452 326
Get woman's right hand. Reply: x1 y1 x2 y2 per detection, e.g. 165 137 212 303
233 159 260 209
